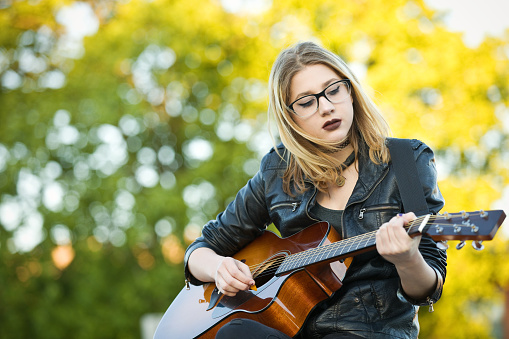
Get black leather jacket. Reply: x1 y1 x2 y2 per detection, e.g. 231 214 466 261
184 138 447 338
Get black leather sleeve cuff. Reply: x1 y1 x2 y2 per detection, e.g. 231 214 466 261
400 266 444 308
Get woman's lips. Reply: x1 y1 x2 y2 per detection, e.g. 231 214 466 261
322 119 341 131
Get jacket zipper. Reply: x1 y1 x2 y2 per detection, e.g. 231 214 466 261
305 186 320 222
341 167 389 239
426 297 435 312
270 202 300 212
358 205 400 220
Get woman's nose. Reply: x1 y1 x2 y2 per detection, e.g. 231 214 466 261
318 96 334 115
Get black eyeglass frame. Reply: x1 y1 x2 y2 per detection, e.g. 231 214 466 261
288 79 352 117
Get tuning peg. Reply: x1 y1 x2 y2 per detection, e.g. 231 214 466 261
443 212 451 220
480 210 489 219
455 241 466 250
461 211 470 220
472 241 484 251
437 241 449 250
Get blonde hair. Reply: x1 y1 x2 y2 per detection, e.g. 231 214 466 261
268 41 391 195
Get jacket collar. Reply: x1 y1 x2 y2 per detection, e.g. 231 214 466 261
347 143 389 204
272 142 389 202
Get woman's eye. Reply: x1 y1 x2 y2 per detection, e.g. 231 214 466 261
327 85 341 96
298 98 315 108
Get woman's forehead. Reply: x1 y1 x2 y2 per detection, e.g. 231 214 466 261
290 64 341 100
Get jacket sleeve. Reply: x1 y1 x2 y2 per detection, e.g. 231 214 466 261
402 141 447 306
183 155 272 285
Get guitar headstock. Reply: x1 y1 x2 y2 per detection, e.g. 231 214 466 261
422 210 505 241
412 210 506 250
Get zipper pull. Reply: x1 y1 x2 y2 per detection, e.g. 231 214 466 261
427 297 435 312
358 208 366 220
292 202 298 211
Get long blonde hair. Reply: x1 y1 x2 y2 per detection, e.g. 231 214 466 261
268 41 391 195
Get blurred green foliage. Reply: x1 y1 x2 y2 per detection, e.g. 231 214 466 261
0 0 508 338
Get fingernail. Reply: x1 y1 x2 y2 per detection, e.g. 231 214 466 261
397 213 404 217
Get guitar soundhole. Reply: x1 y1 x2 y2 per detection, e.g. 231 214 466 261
252 252 288 288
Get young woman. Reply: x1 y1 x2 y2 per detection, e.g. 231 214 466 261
184 41 446 339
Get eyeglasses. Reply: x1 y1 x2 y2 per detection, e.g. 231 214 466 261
289 79 351 118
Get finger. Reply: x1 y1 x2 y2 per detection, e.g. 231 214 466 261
215 275 238 297
378 218 409 255
390 213 415 240
235 261 255 286
385 221 408 251
394 212 424 247
215 271 246 296
225 260 254 289
399 212 416 225
376 224 392 253
221 258 253 291
382 223 405 254
388 218 425 256
214 258 243 295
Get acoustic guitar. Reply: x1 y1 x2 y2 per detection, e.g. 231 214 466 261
154 210 506 338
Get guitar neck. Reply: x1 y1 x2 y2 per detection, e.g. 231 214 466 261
275 210 505 276
276 229 378 275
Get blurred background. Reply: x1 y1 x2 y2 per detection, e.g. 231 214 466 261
1 0 508 338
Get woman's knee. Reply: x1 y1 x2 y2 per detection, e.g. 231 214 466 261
215 319 291 339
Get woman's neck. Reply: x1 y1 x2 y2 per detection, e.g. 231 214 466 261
331 144 354 163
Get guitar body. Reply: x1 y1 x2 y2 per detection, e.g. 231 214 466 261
154 222 351 339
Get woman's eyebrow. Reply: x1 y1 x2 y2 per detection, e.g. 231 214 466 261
293 78 341 99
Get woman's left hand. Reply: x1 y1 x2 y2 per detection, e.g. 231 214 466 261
376 212 421 267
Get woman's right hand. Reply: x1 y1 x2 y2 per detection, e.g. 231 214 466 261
214 257 255 296
187 247 255 297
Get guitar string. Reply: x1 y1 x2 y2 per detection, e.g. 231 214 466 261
244 212 487 277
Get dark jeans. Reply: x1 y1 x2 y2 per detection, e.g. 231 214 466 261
215 319 365 339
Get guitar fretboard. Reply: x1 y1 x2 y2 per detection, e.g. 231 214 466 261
275 230 378 275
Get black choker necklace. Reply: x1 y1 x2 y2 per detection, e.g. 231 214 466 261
323 139 350 154
336 138 350 150
335 151 355 187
